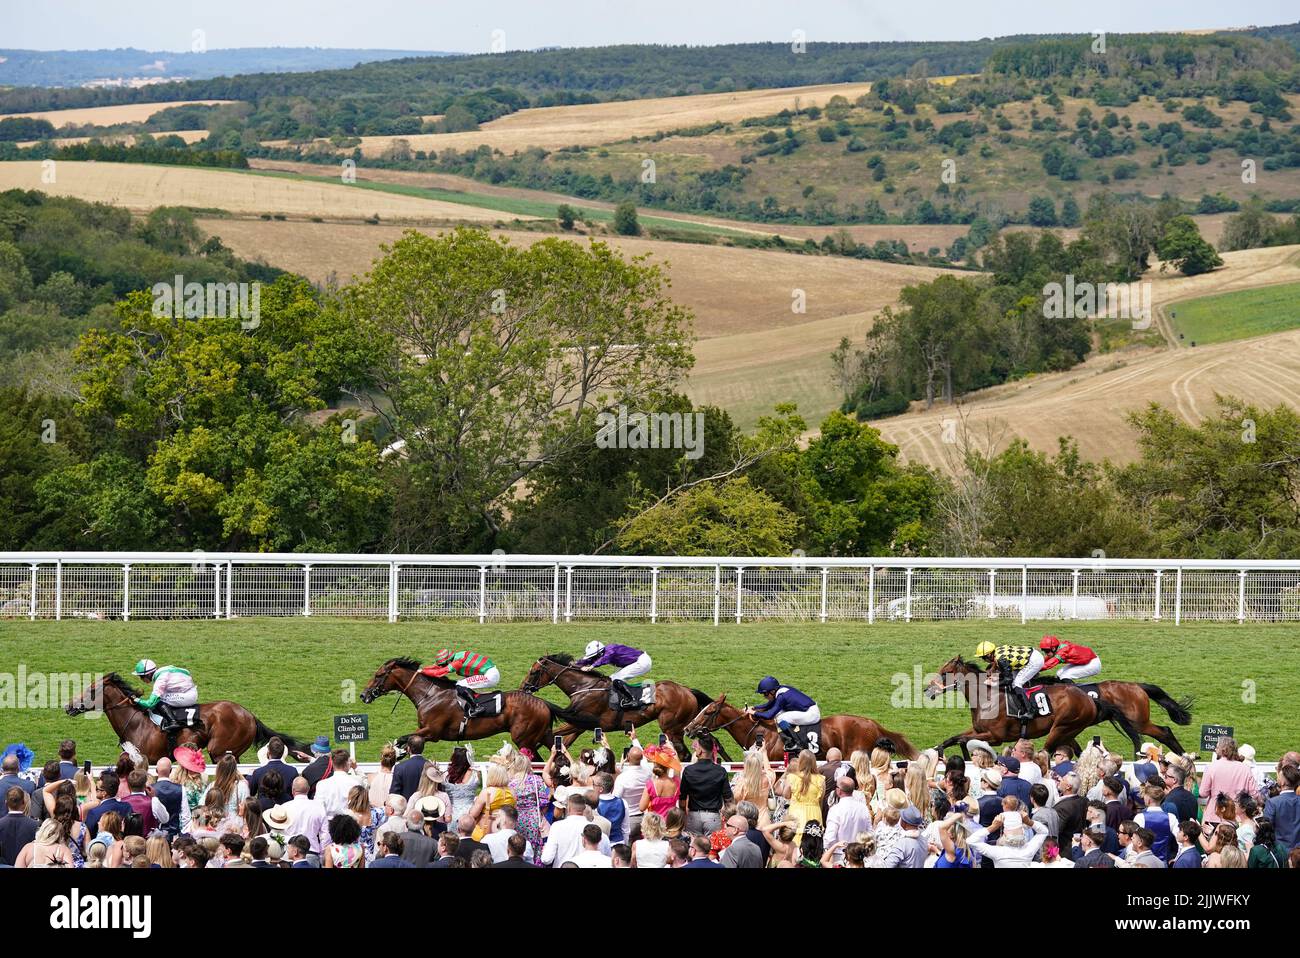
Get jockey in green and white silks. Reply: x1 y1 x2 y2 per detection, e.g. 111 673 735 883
133 659 198 732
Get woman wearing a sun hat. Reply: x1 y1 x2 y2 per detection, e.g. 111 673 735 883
172 745 207 832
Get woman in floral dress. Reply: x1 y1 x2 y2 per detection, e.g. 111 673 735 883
507 753 548 866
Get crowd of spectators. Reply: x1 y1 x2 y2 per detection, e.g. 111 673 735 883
0 732 1296 869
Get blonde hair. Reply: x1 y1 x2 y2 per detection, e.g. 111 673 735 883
1216 845 1246 868
146 835 174 868
849 750 872 786
735 750 768 803
904 764 931 820
484 763 509 790
73 770 93 801
86 842 107 868
641 811 665 841
870 748 892 776
791 750 817 793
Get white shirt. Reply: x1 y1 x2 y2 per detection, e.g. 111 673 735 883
613 763 650 818
483 828 534 863
966 820 1048 868
315 771 365 817
127 792 172 825
632 837 670 868
571 848 613 868
540 815 590 867
1018 761 1043 786
824 793 873 855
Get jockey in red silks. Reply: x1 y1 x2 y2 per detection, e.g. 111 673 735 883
1039 636 1102 683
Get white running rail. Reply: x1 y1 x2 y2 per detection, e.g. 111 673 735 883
2 552 1299 625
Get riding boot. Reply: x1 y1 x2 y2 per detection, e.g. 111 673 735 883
1011 687 1032 720
777 721 798 753
457 688 479 719
157 703 182 732
612 679 636 710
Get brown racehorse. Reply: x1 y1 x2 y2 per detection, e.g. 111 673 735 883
64 673 313 763
926 657 1138 757
1037 677 1193 756
519 653 713 760
683 693 921 762
360 657 579 756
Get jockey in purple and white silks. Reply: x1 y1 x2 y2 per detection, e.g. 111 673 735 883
576 641 652 709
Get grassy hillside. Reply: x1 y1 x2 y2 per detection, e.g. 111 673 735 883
1170 280 1300 344
3 619 1295 761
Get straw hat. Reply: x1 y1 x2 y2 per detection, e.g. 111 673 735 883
414 794 448 821
263 805 292 831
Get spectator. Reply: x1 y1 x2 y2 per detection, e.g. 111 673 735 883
213 833 247 868
1029 783 1059 840
452 814 486 863
368 744 398 808
278 776 327 865
122 769 169 835
1200 737 1260 825
482 805 532 863
931 810 974 868
613 744 650 833
1198 822 1239 868
1013 740 1042 785
639 747 681 820
777 749 823 842
315 749 363 817
203 754 250 820
1172 821 1202 868
666 837 691 868
680 736 732 838
1247 818 1287 868
389 736 428 800
1162 763 1198 823
1113 827 1166 869
396 806 437 866
541 793 598 867
1263 764 1300 851
1071 825 1110 867
0 786 37 866
443 747 480 822
595 772 627 844
609 843 632 869
172 747 207 832
370 831 414 868
736 801 770 865
15 819 74 868
145 834 173 869
683 833 724 868
84 771 131 837
631 810 670 868
301 736 333 796
879 807 928 868
977 769 1003 826
150 758 182 840
506 752 547 866
322 813 365 868
1133 782 1179 862
570 823 613 868
345 784 386 862
996 756 1032 808
248 738 298 806
718 814 763 868
466 762 514 842
1101 775 1133 831
823 776 872 861
0 754 35 813
427 832 459 868
495 832 536 869
1031 837 1074 869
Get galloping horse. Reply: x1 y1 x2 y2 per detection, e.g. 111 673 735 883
519 653 713 760
65 673 313 763
926 657 1138 757
683 693 921 762
1037 677 1193 755
360 657 579 756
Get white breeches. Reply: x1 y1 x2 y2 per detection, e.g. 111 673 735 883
1012 651 1046 688
1057 658 1101 681
610 654 652 682
457 668 500 691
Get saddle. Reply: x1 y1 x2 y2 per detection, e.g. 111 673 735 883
1038 676 1102 700
148 703 203 731
780 721 824 756
608 681 654 712
460 690 504 719
1017 686 1053 718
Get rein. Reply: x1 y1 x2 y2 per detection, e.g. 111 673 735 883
526 658 608 704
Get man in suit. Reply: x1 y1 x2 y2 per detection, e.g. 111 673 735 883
0 756 34 816
1071 826 1114 867
36 741 79 788
0 787 37 866
816 748 845 819
301 737 333 798
389 735 429 800
152 757 183 840
1121 827 1167 868
371 832 416 867
719 815 763 868
1172 821 1202 868
84 771 132 838
247 738 299 806
1053 772 1089 850
427 833 460 868
996 756 1033 808
494 832 537 868
452 815 486 863
399 810 439 867
1163 765 1198 823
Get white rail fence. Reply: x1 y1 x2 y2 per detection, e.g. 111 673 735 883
3 553 1300 625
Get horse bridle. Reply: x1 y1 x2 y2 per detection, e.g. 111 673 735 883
522 657 607 704
692 703 760 747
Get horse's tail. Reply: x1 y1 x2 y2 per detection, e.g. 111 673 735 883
1094 698 1141 745
690 689 713 713
544 700 598 729
873 724 920 760
1139 684 1193 726
253 718 314 758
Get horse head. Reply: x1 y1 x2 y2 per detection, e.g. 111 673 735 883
65 672 132 717
360 657 420 704
684 692 728 738
519 653 574 694
926 656 978 700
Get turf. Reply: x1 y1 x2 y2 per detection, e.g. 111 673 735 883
1169 281 1300 345
1 620 1294 762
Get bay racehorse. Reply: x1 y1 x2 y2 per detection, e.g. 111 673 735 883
65 673 313 763
519 653 713 760
683 693 920 762
360 657 581 756
926 657 1138 757
1036 677 1193 755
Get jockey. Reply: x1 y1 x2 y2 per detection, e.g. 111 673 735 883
974 642 1044 721
132 659 198 733
576 641 652 710
746 677 820 754
421 649 500 719
1039 635 1102 683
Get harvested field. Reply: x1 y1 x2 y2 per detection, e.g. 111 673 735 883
0 161 531 223
14 129 209 149
0 100 233 128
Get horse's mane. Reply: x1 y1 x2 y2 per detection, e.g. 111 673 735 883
954 657 985 673
102 672 144 697
545 652 574 666
389 656 422 671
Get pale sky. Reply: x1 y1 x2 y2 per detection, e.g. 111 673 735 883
6 0 1296 52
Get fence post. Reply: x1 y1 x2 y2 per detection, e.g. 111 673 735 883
1174 567 1182 626
29 563 37 621
867 566 875 624
1020 565 1027 624
1071 568 1080 620
1153 570 1163 621
552 564 560 624
713 565 720 627
904 568 913 622
565 566 573 622
122 563 131 621
55 559 62 621
225 562 233 620
478 566 487 624
303 564 311 617
1237 570 1247 623
735 567 744 624
388 562 399 623
650 567 659 624
819 567 828 623
987 569 996 619
213 564 221 619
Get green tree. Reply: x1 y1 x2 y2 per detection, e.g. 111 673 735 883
1156 215 1223 276
613 200 640 236
556 203 577 230
1060 194 1081 228
615 476 798 555
1027 196 1058 227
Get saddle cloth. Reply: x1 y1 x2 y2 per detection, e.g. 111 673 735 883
786 721 824 756
147 704 202 728
608 682 655 710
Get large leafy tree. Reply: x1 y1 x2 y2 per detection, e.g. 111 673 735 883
344 228 694 550
1156 215 1223 276
44 276 390 550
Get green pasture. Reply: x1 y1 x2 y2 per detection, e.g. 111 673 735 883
1168 280 1300 345
0 620 1294 762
